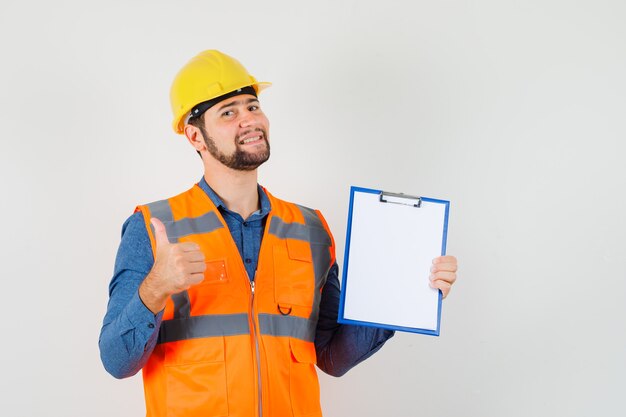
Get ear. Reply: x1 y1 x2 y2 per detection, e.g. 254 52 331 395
184 124 206 152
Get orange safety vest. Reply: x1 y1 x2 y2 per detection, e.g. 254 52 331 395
135 184 336 417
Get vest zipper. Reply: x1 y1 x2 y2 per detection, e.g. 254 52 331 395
250 277 263 417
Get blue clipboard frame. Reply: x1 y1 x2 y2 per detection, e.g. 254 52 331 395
337 186 450 336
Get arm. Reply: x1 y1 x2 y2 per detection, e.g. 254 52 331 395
314 263 395 377
98 212 162 379
99 212 207 378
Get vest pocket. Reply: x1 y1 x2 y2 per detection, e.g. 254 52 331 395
289 337 321 417
164 336 228 417
202 259 229 285
274 241 314 308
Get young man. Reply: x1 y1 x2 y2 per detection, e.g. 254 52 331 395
99 50 458 417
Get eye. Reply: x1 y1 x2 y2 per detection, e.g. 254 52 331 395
221 110 235 117
248 105 259 111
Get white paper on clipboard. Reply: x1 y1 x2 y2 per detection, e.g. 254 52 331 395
338 186 450 336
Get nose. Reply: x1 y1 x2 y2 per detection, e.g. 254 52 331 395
239 110 256 128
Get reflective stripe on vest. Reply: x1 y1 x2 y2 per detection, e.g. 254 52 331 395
157 313 250 344
156 312 318 344
147 200 224 244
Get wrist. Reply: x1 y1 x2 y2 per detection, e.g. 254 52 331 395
139 272 169 314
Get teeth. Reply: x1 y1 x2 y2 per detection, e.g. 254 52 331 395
241 135 261 144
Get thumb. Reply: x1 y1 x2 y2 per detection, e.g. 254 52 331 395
151 217 170 247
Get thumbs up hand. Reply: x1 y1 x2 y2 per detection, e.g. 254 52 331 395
139 217 206 313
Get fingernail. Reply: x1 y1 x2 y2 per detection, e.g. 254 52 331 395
430 265 436 272
429 274 435 281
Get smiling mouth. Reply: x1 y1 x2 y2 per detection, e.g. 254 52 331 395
238 132 265 145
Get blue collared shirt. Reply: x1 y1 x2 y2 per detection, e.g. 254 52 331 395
99 179 393 379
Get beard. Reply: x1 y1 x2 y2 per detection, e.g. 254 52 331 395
200 127 270 171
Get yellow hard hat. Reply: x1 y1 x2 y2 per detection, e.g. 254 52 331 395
170 50 271 134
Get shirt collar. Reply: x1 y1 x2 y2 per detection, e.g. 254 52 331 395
197 177 271 218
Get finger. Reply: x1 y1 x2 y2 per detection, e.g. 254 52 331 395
183 251 206 262
188 272 205 286
151 218 170 247
178 242 202 252
185 261 207 274
431 262 458 273
433 255 457 265
430 280 452 299
430 271 456 284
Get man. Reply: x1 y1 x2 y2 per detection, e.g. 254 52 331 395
99 50 458 417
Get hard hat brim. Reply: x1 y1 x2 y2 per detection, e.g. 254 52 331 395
173 81 272 134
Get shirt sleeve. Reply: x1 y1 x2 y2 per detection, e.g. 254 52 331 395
314 263 395 377
99 211 163 379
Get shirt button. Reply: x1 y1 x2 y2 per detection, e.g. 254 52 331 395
245 258 252 264
243 222 248 227
148 323 155 328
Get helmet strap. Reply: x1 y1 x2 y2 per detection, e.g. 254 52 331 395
188 86 257 122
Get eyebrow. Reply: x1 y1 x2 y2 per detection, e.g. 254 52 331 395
216 97 260 112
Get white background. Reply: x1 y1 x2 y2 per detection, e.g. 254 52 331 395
1 1 624 416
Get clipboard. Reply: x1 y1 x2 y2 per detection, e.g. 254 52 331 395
338 186 450 336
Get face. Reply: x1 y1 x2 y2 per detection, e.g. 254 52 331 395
196 94 270 171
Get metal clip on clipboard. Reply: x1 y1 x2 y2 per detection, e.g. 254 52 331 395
379 191 422 208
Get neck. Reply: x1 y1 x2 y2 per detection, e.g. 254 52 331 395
203 160 260 220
